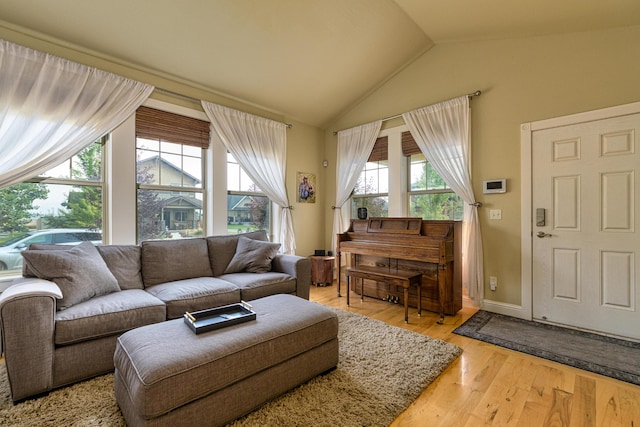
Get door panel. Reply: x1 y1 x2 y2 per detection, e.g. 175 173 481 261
532 113 640 340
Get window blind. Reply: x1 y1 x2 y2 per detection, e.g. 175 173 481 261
368 136 388 162
136 106 211 149
401 131 421 157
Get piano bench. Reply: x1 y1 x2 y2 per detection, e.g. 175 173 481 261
344 266 422 323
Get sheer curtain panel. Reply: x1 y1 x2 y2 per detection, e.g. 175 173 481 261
202 101 295 254
402 96 484 304
331 120 382 256
0 40 154 188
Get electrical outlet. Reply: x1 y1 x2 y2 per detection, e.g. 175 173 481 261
490 276 497 291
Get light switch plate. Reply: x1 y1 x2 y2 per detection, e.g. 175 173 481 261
490 209 502 220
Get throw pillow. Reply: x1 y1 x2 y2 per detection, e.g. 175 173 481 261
206 230 269 276
22 241 120 310
224 236 281 274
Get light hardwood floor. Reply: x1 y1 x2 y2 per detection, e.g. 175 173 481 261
310 282 640 426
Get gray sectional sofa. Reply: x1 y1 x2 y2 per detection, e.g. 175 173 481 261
0 230 311 402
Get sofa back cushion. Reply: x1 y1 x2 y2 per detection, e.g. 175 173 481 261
141 238 213 287
206 230 269 276
96 245 144 290
24 243 144 291
22 241 120 310
23 243 70 277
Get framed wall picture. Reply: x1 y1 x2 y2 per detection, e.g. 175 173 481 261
297 172 316 203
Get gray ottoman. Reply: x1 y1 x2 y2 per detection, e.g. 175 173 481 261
114 294 339 427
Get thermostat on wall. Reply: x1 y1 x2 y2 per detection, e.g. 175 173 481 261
483 179 506 194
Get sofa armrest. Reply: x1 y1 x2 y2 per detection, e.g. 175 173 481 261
0 278 61 401
272 255 311 300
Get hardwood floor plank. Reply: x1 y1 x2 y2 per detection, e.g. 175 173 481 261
308 283 640 426
619 385 640 426
468 355 538 425
596 381 624 427
569 375 596 427
545 388 573 427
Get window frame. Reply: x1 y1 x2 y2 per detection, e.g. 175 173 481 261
0 138 106 276
351 136 390 219
348 126 462 221
135 140 206 242
225 152 272 235
24 138 106 229
406 150 464 221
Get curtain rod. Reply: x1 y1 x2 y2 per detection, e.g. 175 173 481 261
332 90 481 135
154 87 293 129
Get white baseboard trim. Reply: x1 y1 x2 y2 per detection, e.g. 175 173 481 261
480 299 530 320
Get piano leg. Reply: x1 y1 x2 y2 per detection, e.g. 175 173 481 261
437 265 446 324
336 252 342 297
346 276 350 306
403 286 409 323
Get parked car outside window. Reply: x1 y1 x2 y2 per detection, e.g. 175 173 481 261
0 229 102 271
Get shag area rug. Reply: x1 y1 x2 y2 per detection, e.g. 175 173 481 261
454 310 640 386
0 307 461 426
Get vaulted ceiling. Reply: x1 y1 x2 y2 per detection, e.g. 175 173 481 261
1 0 639 127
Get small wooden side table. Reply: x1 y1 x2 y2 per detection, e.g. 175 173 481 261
310 256 335 287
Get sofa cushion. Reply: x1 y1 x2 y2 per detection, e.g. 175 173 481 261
54 289 166 346
143 277 241 319
224 236 280 274
218 272 296 301
96 245 144 290
22 242 120 310
206 230 269 276
141 238 213 287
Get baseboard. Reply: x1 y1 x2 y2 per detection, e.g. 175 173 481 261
480 299 529 320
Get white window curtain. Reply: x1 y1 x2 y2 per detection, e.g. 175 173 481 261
331 120 382 256
0 40 154 188
402 96 484 304
201 101 295 254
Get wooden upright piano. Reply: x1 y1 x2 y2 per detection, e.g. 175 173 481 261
337 217 462 322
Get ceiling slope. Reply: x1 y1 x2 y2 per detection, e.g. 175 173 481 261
1 0 639 127
0 0 431 126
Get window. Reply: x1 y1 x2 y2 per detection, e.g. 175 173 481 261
404 132 463 220
351 137 389 218
0 140 105 274
227 152 271 235
135 107 209 243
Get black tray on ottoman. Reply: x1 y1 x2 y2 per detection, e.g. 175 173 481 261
184 301 256 334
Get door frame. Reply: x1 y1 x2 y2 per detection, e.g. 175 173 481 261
519 101 640 321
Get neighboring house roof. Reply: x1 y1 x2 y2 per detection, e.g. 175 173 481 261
228 194 253 211
137 155 201 185
161 195 203 209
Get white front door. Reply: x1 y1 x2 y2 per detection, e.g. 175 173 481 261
532 112 640 340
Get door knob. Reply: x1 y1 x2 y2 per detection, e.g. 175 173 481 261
536 231 552 238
